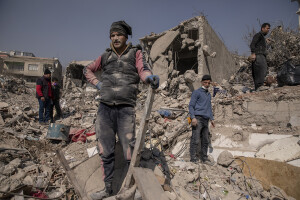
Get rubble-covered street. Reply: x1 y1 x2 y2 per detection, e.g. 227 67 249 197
1 16 300 200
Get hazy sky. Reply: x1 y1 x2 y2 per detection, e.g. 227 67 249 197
0 0 298 67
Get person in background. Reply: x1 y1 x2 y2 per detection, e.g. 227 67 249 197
250 23 271 91
50 77 62 122
36 69 52 125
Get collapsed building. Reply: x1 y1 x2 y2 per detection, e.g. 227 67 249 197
140 16 240 90
63 61 93 90
0 50 62 84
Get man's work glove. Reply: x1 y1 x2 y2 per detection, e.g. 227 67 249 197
95 82 101 90
145 75 159 89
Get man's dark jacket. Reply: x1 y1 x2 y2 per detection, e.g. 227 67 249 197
52 84 60 100
36 76 52 99
250 31 267 55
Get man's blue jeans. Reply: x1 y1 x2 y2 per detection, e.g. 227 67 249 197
95 102 136 184
38 98 51 123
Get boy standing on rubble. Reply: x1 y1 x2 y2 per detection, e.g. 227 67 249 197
50 77 62 122
84 20 159 199
250 23 271 91
189 75 215 165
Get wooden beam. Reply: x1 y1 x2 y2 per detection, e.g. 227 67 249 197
5 113 23 127
119 86 155 192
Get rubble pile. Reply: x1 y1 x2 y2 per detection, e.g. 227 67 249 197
0 76 100 199
0 136 72 199
136 70 194 151
58 86 99 129
267 26 300 70
0 75 29 95
1 22 300 198
140 147 296 200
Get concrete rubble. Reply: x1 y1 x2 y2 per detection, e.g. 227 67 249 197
0 16 300 199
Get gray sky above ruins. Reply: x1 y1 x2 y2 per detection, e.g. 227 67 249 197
0 0 298 67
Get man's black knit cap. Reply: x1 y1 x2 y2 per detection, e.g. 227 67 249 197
44 69 51 75
202 75 212 81
110 21 132 38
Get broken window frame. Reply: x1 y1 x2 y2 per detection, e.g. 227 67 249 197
28 64 39 71
5 61 25 71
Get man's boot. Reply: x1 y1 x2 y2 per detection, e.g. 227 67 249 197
90 182 112 200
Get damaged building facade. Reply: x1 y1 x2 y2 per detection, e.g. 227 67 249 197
0 50 62 83
63 60 95 90
140 16 240 89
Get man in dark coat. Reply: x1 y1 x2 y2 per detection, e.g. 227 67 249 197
250 23 271 90
36 69 52 124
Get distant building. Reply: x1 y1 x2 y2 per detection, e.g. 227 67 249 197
0 50 62 83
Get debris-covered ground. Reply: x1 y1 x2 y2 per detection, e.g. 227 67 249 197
1 26 300 199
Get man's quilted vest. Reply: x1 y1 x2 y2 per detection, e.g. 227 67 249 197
100 45 140 106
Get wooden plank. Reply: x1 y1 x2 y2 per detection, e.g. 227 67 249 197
4 113 23 127
119 86 155 192
56 150 87 200
132 167 168 200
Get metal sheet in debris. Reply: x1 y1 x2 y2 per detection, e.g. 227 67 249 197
46 123 70 141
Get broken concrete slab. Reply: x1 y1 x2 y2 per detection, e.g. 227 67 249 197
132 167 169 200
177 187 197 200
236 157 300 200
217 150 234 167
150 30 179 61
209 133 300 166
152 56 169 85
0 102 9 109
72 155 103 200
287 158 300 167
255 136 300 162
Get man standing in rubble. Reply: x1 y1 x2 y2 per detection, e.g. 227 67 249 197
250 23 271 91
36 69 52 125
84 20 159 199
189 75 214 165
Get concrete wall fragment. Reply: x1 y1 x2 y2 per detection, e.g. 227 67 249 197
150 30 179 62
200 16 239 83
